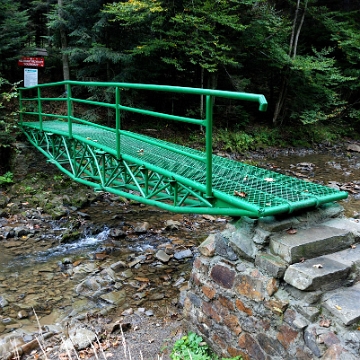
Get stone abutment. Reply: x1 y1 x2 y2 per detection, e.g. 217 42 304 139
183 204 360 359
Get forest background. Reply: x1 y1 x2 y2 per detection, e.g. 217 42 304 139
1 0 360 158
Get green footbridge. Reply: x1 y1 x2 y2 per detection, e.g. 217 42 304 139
18 81 348 218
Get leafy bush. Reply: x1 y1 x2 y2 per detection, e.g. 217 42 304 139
170 332 243 360
0 171 13 185
0 78 21 148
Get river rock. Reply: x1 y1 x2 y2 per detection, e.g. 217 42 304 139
109 228 126 238
69 299 98 317
134 222 150 233
0 296 8 307
77 211 90 219
155 250 171 263
0 195 9 208
75 278 102 294
13 226 30 237
165 220 181 230
100 289 127 305
110 260 127 272
17 310 28 319
0 227 12 239
61 327 96 351
173 249 193 260
118 269 133 279
347 144 360 152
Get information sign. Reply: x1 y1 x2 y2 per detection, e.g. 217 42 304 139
18 57 45 68
24 68 38 87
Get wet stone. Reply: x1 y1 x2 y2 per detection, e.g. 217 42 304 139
155 250 171 263
0 296 8 308
77 211 90 219
110 260 127 272
17 310 28 319
118 269 133 279
134 222 149 233
173 249 193 260
165 220 181 230
149 293 165 301
109 228 126 238
100 290 127 305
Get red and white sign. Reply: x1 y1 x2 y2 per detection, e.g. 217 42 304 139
18 57 45 68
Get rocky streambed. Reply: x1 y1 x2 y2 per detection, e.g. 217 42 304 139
0 173 229 359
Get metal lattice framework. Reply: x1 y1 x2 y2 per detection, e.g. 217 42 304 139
19 81 348 218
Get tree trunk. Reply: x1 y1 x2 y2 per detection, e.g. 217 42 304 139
58 0 70 83
273 0 308 124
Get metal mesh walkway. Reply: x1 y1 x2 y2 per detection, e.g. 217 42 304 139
22 120 348 217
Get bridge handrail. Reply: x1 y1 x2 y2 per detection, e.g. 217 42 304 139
19 80 267 199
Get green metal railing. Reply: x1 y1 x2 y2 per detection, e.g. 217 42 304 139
18 81 348 218
19 80 267 200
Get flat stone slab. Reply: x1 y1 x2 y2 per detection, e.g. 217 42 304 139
323 282 360 325
284 256 350 291
324 245 360 267
322 218 360 238
270 225 352 264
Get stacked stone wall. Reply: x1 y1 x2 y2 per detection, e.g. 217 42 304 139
183 204 360 359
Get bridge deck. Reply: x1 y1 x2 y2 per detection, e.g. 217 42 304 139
22 120 348 218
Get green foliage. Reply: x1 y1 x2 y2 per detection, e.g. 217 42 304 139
2 0 360 137
0 0 31 73
0 78 21 148
215 129 254 153
0 171 13 185
170 332 242 360
214 127 283 153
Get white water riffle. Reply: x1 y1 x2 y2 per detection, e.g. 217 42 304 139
1 228 110 271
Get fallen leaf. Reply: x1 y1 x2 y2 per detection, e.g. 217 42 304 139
134 277 150 282
313 264 323 269
73 260 82 267
335 305 342 310
234 190 247 198
351 244 357 249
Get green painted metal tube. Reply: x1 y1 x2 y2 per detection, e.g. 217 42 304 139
37 87 43 131
115 86 121 159
19 80 268 111
205 95 213 198
66 83 73 138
